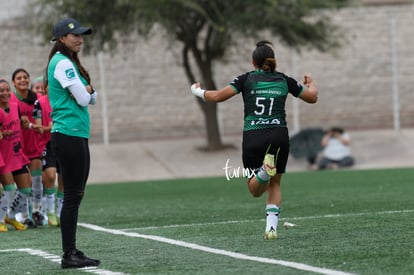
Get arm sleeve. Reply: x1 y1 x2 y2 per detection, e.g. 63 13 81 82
229 73 248 94
54 59 92 107
284 74 304 97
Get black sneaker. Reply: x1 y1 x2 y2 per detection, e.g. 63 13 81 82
32 211 44 226
23 218 37 229
61 249 100 269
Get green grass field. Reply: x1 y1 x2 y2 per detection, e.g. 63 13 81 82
1 168 413 274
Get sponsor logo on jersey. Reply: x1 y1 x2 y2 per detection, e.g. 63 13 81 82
250 118 281 126
65 68 75 80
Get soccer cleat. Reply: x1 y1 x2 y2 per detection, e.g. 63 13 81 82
47 212 58 226
23 218 37 229
0 222 8 232
5 216 27 231
263 154 276 176
264 227 278 240
61 249 100 269
32 211 44 226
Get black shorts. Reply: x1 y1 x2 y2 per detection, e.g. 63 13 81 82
42 142 60 172
12 165 30 176
242 127 290 174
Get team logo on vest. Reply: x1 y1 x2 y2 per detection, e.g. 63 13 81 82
65 68 75 80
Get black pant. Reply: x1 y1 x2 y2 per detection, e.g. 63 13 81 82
51 132 90 253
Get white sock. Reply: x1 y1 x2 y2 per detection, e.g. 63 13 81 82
20 198 30 220
46 193 56 214
256 165 270 183
0 188 15 222
9 190 29 219
31 175 43 212
57 197 64 218
41 196 47 215
265 204 280 231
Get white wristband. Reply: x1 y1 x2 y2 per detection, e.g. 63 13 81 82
29 123 33 129
191 84 206 101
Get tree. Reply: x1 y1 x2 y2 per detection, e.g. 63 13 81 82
29 0 349 150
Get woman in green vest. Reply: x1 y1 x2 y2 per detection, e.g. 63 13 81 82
46 18 99 269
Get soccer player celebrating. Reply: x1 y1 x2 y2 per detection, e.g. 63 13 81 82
10 68 45 227
191 40 318 239
32 84 60 226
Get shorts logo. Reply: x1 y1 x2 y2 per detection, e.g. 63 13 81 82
65 68 75 79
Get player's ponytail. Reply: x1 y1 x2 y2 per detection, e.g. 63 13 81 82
252 40 277 72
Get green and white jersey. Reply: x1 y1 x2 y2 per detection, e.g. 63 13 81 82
230 70 304 132
48 52 90 138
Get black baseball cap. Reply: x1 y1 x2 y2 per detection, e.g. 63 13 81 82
51 18 92 42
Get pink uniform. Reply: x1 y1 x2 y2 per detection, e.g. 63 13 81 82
0 110 4 167
37 95 52 151
0 102 30 174
10 92 43 159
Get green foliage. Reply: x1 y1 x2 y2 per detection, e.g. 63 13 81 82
27 0 350 149
29 0 140 53
29 0 350 54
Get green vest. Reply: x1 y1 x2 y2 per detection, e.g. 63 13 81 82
48 52 90 138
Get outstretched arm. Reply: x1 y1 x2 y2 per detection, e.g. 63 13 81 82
191 83 236 102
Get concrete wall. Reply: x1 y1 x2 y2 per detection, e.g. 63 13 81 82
1 1 413 143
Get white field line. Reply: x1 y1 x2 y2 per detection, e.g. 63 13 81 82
0 248 129 275
79 222 355 275
123 209 414 231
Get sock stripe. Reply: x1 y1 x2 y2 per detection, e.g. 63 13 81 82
255 174 268 185
18 187 32 196
31 169 42 176
45 188 56 195
3 184 16 191
266 207 281 214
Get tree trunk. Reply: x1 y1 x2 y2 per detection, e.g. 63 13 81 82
196 98 223 150
183 44 226 150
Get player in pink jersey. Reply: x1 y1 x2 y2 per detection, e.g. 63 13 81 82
0 153 4 166
31 77 46 96
0 79 32 232
11 68 45 227
0 117 4 168
0 124 4 231
0 129 4 231
0 135 4 231
33 87 61 226
0 111 6 169
0 127 4 167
